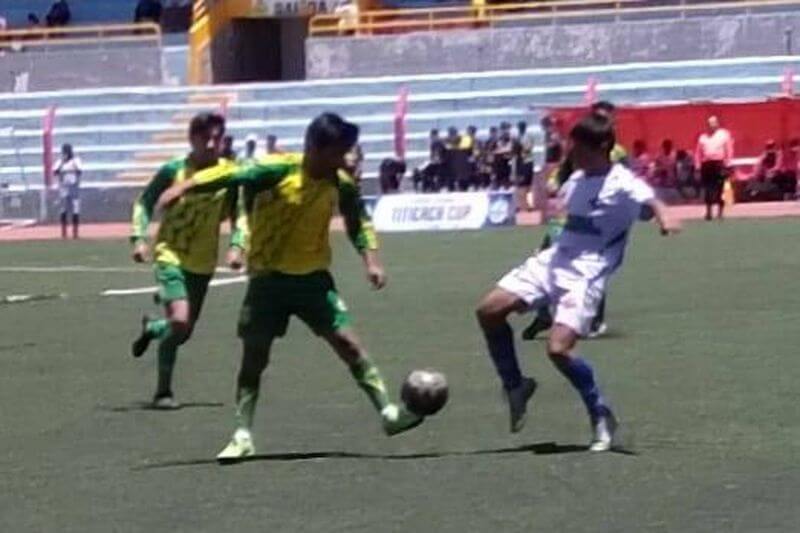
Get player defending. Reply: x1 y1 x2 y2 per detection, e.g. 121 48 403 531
476 113 680 451
522 100 627 340
157 113 425 460
129 112 246 409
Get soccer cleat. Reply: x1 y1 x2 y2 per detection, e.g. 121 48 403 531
381 404 424 436
589 412 618 452
506 377 538 433
216 429 255 462
131 315 154 358
152 393 180 410
586 322 608 339
521 315 553 341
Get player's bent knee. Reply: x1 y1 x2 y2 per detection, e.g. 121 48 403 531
547 329 576 358
170 319 193 344
476 291 516 330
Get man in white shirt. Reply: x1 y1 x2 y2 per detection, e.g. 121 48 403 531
476 113 680 451
54 143 82 239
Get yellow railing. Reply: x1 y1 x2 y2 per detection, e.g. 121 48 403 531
0 22 161 49
309 0 800 37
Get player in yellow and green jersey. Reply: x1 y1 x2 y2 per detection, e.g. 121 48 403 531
522 101 629 341
129 112 248 409
156 113 426 460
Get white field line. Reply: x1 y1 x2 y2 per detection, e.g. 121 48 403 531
0 265 240 274
101 275 246 296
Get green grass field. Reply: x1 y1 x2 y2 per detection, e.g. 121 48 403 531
1 220 800 532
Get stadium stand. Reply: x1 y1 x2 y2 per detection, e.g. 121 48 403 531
0 55 797 221
0 0 191 27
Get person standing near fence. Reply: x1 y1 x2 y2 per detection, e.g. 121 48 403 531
54 143 81 239
695 116 733 221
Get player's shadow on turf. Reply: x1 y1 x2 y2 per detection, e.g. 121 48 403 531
137 442 636 470
99 401 225 413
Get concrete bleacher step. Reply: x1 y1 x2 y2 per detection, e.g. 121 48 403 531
1 56 798 188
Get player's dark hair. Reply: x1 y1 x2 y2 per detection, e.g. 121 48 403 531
306 112 359 152
591 100 616 114
189 112 226 137
569 113 616 152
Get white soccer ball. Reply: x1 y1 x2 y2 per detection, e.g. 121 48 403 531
401 369 449 416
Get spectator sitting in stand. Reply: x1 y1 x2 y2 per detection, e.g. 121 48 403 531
46 0 71 27
379 158 406 194
28 13 42 28
652 139 677 188
265 134 283 155
220 135 237 161
781 138 800 199
630 140 652 182
748 140 784 201
238 134 260 166
441 127 461 191
675 149 698 199
493 123 514 190
135 0 163 24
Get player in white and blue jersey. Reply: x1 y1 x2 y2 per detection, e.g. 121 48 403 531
476 112 680 451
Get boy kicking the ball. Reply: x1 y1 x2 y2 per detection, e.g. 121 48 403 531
476 112 680 451
158 113 425 461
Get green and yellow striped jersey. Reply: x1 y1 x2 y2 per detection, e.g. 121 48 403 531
130 157 247 275
192 152 378 276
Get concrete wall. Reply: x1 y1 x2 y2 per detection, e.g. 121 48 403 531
307 13 800 79
0 44 163 92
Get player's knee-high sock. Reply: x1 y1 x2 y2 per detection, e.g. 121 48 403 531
145 318 170 339
60 213 68 239
156 339 179 396
72 214 79 239
549 354 610 422
483 322 523 391
349 357 391 413
234 384 259 431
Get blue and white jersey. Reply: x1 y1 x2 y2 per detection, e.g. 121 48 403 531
553 163 655 280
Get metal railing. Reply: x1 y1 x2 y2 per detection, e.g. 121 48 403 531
0 23 161 50
309 0 800 37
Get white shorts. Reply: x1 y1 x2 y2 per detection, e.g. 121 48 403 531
497 250 605 337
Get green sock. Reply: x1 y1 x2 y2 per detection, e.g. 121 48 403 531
156 340 178 396
146 318 170 340
350 357 391 413
234 386 259 431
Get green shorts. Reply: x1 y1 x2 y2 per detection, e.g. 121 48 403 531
238 270 352 340
154 263 212 321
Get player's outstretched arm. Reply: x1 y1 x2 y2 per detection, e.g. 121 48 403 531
646 198 681 235
130 160 179 262
338 171 383 289
156 160 293 210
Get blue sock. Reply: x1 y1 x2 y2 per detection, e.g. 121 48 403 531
483 323 523 391
549 354 610 421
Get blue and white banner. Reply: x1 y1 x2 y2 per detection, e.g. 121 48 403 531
363 192 515 232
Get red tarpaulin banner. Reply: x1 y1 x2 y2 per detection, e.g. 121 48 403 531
394 85 409 159
42 105 57 189
549 98 800 160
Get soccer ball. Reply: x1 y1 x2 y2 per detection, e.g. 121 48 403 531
401 369 449 416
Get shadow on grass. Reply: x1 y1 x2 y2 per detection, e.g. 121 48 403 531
135 441 636 471
99 401 225 413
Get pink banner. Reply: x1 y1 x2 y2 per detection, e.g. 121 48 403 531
42 105 57 189
394 85 409 159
